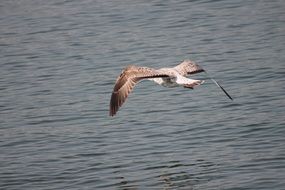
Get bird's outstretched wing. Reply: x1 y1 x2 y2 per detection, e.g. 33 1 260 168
109 65 169 116
174 59 205 76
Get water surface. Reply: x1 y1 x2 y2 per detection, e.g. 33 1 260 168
1 0 285 189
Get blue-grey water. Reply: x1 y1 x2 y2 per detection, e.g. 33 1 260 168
1 0 285 189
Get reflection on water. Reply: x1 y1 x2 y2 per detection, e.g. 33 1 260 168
113 159 207 190
106 158 219 189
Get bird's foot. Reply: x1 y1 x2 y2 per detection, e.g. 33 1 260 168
183 85 194 89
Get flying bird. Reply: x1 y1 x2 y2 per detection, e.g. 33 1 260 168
109 59 233 116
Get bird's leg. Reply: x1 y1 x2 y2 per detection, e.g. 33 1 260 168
183 85 194 89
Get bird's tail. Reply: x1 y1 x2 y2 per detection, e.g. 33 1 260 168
183 79 204 89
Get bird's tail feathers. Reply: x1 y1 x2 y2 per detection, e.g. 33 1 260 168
183 79 204 89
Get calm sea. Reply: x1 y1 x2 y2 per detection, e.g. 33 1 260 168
1 0 285 189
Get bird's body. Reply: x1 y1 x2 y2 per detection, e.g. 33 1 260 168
109 59 232 116
148 68 203 88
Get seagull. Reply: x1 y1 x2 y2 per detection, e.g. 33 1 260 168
109 59 233 116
